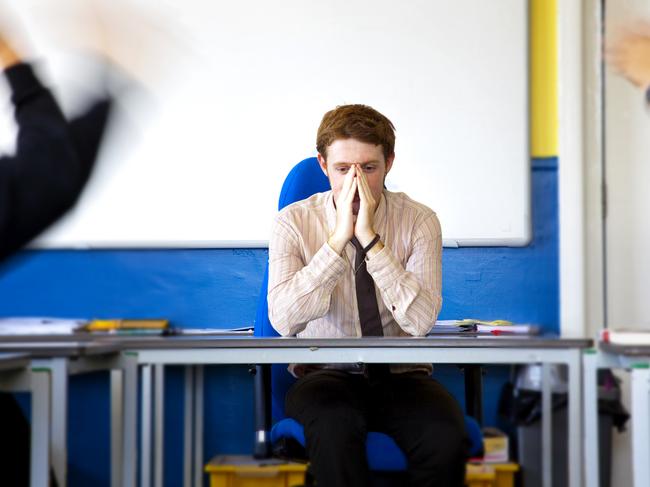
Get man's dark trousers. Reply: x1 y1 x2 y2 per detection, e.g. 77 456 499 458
286 369 469 487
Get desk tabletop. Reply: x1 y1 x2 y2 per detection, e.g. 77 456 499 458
0 352 31 371
600 341 650 358
0 333 104 343
0 334 594 353
0 341 122 358
117 335 593 350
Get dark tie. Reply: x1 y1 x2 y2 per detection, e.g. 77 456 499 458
352 237 384 337
351 237 390 380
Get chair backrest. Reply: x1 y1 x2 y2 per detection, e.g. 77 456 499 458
254 156 330 421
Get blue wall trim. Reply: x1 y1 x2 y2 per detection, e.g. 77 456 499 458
0 158 558 486
531 156 558 170
0 248 267 328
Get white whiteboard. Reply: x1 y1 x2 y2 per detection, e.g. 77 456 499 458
0 0 530 248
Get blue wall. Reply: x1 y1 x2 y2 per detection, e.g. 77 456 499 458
439 157 559 329
0 158 558 486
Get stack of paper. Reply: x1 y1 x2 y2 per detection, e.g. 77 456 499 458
176 326 254 335
601 329 650 346
428 319 540 336
427 320 477 335
0 317 86 335
459 319 539 335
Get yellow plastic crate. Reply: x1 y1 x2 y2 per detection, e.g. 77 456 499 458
493 463 519 487
205 455 518 487
205 455 307 487
466 465 496 487
466 463 519 487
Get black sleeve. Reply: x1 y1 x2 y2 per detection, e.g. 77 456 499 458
0 63 112 262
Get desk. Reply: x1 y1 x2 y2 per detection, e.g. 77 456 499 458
0 340 138 487
127 335 591 487
584 342 650 487
0 352 50 487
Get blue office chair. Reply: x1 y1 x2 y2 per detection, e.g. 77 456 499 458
253 157 483 480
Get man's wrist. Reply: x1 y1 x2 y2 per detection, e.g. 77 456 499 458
327 234 348 255
363 234 383 259
356 231 377 248
365 240 384 259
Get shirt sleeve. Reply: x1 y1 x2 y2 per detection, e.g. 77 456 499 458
267 214 347 336
366 211 442 336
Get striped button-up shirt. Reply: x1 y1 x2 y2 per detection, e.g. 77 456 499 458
268 189 442 375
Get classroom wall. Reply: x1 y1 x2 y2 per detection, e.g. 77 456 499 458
605 2 650 331
0 157 558 486
603 1 650 485
0 1 560 483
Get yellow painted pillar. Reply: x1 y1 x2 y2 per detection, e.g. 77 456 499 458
531 0 558 157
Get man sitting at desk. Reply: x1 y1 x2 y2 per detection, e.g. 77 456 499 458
268 104 468 487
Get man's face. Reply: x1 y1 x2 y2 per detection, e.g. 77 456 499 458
317 138 394 215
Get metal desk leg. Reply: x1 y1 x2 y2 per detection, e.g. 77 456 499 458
30 368 51 487
583 351 600 487
194 365 204 487
122 354 138 487
630 366 650 487
541 363 552 487
154 365 165 487
140 365 153 487
48 358 68 487
110 370 124 487
183 366 194 487
567 351 583 487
